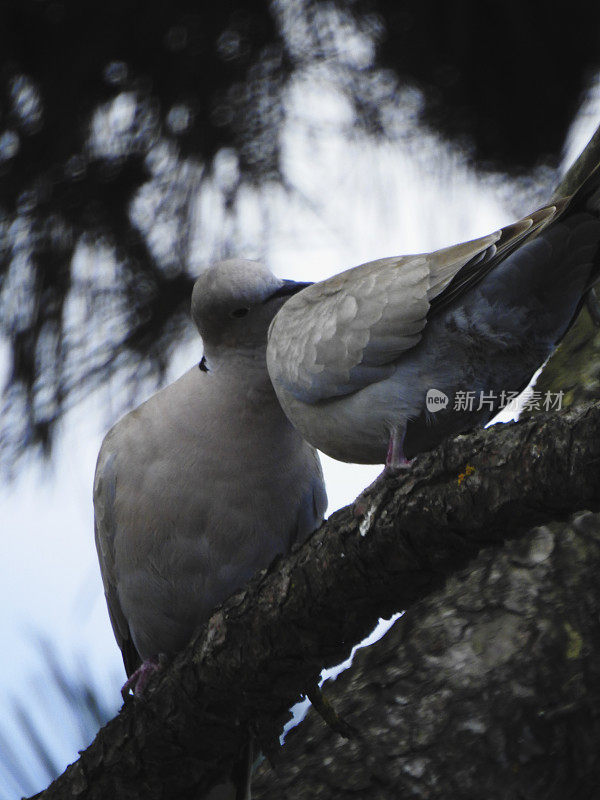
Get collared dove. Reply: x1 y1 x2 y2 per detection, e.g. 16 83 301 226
93 260 326 697
267 166 600 468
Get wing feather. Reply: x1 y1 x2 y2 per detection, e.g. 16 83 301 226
268 200 568 405
93 445 140 677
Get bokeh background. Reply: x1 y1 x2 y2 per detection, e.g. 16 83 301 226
1 2 600 796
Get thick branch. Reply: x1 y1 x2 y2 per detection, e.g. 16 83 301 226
31 402 600 799
254 511 600 799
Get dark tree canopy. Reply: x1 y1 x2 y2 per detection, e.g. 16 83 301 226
1 0 599 472
368 0 600 168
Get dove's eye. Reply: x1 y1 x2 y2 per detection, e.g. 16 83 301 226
230 307 250 318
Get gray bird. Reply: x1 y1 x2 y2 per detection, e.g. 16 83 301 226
93 260 326 698
266 166 600 469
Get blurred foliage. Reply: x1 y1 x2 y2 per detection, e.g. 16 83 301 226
0 640 120 799
368 0 600 169
0 0 599 472
0 0 290 471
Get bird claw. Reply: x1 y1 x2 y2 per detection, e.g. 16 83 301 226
353 450 411 517
383 457 414 476
121 656 162 701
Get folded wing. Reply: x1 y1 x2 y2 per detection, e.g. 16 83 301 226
268 204 560 404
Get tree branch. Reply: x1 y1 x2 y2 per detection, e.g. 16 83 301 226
30 402 600 799
254 511 600 799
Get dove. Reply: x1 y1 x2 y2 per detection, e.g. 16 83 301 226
93 259 327 699
266 165 600 469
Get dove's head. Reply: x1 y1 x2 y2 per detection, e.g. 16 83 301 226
191 259 310 351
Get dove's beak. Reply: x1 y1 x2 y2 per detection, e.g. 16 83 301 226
265 279 312 302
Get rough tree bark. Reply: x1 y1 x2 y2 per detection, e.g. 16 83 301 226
28 402 600 799
254 512 600 799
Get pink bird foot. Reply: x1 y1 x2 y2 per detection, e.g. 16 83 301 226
121 656 162 700
384 425 413 474
353 426 414 517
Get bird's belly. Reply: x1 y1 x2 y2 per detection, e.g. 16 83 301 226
119 505 296 660
114 451 309 660
278 383 413 464
277 319 550 465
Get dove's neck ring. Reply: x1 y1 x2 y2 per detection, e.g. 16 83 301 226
201 343 283 412
200 342 272 384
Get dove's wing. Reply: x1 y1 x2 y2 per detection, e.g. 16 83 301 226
268 204 562 404
93 445 141 678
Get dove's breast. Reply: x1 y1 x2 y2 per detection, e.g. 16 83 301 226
97 363 326 660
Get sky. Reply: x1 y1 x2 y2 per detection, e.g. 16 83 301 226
1 72 600 798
